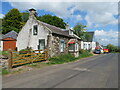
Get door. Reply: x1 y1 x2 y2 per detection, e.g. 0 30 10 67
3 41 16 51
38 39 45 50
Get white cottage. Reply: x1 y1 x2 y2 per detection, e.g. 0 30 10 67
81 32 96 51
17 9 81 57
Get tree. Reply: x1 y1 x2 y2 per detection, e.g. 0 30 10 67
37 14 66 29
106 44 118 52
2 8 22 34
73 23 89 40
21 12 29 23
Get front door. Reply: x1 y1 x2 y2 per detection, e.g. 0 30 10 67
38 39 45 50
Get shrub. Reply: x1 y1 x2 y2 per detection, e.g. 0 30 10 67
48 53 77 64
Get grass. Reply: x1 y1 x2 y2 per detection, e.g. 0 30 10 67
0 51 8 56
1 69 10 75
1 68 23 75
27 62 50 68
47 51 93 65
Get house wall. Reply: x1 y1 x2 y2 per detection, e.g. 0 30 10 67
81 41 96 51
48 34 69 57
17 17 49 51
29 23 49 50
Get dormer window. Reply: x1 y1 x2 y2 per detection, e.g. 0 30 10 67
69 30 73 35
33 25 38 35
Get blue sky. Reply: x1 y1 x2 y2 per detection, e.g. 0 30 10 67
0 1 119 46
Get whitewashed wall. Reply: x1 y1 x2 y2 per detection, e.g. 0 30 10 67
17 17 49 51
29 23 49 50
81 41 96 51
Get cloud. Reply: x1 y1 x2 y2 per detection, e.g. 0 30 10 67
4 1 118 27
0 14 5 18
74 2 118 27
94 29 118 46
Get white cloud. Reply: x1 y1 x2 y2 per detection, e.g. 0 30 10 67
95 29 118 46
0 14 4 18
74 2 118 27
4 1 118 27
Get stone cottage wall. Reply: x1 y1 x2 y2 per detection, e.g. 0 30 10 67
47 34 70 57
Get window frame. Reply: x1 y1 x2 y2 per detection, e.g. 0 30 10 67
60 40 64 52
33 24 38 35
38 39 45 50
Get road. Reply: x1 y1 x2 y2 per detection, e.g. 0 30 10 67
2 53 118 88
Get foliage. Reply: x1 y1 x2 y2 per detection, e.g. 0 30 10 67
106 44 118 52
48 54 76 64
0 51 8 56
77 50 93 59
2 8 22 34
21 12 29 22
37 14 66 29
19 47 32 51
48 52 93 64
73 23 88 40
2 69 9 75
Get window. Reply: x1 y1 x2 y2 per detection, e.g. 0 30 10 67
84 44 86 49
69 44 74 51
75 43 79 51
88 44 91 49
38 39 45 50
69 30 73 35
33 25 38 35
60 40 64 52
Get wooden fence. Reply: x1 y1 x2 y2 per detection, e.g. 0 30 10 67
8 49 48 69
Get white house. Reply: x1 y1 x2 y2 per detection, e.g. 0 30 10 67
81 32 96 51
17 8 81 57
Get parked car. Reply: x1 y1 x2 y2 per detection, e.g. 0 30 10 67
103 49 109 53
94 49 101 54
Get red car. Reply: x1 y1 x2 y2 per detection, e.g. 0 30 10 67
103 49 109 53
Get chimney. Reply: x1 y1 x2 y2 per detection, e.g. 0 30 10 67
29 8 37 19
65 22 69 30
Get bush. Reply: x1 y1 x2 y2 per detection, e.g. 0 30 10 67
19 47 32 54
79 49 88 54
48 53 77 64
48 51 93 65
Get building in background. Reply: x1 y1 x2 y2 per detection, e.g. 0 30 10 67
2 31 17 51
81 32 96 52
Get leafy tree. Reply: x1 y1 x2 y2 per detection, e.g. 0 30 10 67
37 14 66 29
73 23 89 40
21 12 29 22
106 44 118 52
2 8 22 34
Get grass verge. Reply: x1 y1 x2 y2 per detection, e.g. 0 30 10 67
47 50 93 65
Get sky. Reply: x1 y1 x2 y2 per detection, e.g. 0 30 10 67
0 0 119 46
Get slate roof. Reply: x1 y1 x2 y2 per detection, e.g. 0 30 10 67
83 32 94 42
38 21 74 38
2 31 18 40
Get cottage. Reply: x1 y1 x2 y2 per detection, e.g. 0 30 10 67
81 32 96 52
17 9 81 57
2 31 17 51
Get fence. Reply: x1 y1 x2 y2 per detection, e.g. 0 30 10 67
8 49 48 69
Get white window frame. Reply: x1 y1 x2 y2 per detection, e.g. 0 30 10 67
32 24 38 35
69 30 73 35
60 40 64 52
75 43 79 51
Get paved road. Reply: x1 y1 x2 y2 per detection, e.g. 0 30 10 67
2 53 118 88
